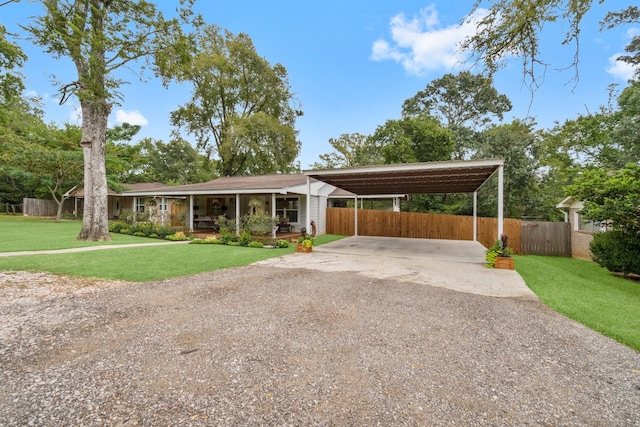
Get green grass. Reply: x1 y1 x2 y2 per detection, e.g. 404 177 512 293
0 214 161 252
0 215 347 281
516 255 640 352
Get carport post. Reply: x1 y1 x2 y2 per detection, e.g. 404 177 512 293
498 165 504 239
473 191 477 242
354 195 358 236
306 176 312 233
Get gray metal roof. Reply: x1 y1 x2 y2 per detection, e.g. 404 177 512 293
304 159 504 196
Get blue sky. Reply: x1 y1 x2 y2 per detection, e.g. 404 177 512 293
3 1 638 169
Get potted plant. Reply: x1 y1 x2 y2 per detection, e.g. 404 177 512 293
296 232 314 253
486 234 514 270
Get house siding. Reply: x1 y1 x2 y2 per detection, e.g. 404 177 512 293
568 207 593 260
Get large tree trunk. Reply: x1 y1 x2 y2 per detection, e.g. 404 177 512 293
77 101 112 241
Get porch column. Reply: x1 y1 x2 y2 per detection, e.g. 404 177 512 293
497 165 504 239
473 191 478 242
271 193 276 218
393 197 400 212
189 195 194 232
133 196 137 226
235 193 240 235
161 196 166 226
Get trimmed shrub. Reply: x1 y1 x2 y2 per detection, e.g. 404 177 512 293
109 222 126 233
238 230 252 247
248 241 265 248
276 239 289 248
166 231 191 241
590 230 640 276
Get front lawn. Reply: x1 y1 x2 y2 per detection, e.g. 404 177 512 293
0 215 346 281
516 255 640 352
0 214 160 252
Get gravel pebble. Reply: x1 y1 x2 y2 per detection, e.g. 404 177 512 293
1 267 639 426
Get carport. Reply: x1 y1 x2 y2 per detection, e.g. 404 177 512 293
304 159 505 242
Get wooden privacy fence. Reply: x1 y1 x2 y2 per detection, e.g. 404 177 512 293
23 198 74 217
522 221 571 256
326 207 523 254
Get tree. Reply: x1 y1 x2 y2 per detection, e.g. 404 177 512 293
310 133 381 170
471 120 541 218
402 72 512 129
24 0 193 241
4 123 83 221
369 116 454 165
461 3 639 89
610 81 640 163
135 137 215 185
160 24 302 177
0 23 26 108
402 72 512 160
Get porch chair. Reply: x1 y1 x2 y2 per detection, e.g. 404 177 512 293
278 217 292 233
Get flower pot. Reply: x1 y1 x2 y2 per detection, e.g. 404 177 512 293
495 257 514 270
296 243 312 253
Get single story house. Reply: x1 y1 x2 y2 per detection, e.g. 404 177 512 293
556 196 609 260
64 182 171 221
122 174 344 234
66 159 507 239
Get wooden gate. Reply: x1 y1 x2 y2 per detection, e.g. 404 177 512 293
521 221 571 256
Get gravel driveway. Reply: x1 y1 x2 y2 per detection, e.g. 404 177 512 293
1 260 640 426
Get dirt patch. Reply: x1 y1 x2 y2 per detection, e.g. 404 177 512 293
1 268 639 426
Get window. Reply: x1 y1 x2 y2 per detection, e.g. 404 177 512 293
159 199 168 212
276 197 299 223
135 198 146 213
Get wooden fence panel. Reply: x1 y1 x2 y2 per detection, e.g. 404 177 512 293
22 198 74 217
522 221 571 256
326 207 523 254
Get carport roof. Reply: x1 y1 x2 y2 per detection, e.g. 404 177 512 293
304 159 504 196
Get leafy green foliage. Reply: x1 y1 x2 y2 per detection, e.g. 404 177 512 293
160 23 301 176
569 164 640 234
485 234 513 267
590 230 640 276
135 137 215 185
569 163 640 274
109 220 175 240
370 116 454 164
402 72 512 128
310 133 381 169
472 120 541 218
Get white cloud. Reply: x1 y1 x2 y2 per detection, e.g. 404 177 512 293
605 27 640 81
371 5 488 75
114 109 148 126
606 53 637 81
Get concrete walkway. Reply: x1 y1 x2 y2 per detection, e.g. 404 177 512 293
0 240 191 257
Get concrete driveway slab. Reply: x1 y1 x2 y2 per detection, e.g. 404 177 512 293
257 236 536 299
